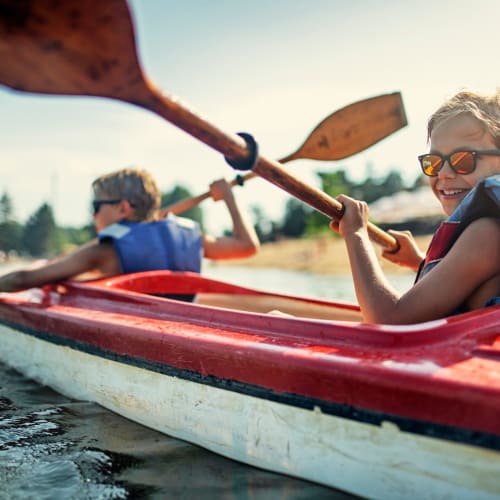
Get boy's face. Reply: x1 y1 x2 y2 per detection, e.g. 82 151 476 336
429 114 500 216
92 190 129 232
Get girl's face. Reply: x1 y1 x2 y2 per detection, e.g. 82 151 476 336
429 114 500 216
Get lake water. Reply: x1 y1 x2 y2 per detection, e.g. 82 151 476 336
0 263 414 499
204 263 415 302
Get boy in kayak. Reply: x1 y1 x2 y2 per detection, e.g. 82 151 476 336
0 168 259 293
335 89 500 324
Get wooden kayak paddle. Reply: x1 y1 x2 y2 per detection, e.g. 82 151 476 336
159 92 407 217
0 0 404 251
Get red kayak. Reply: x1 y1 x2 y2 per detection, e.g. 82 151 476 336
0 270 499 499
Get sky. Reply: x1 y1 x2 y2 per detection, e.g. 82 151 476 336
0 0 498 233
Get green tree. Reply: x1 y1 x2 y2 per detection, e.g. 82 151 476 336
297 168 413 237
355 177 379 203
353 170 406 203
0 220 23 254
0 191 14 223
161 185 203 228
22 203 63 257
304 210 331 236
297 169 353 236
251 205 276 242
317 169 353 198
282 198 308 237
382 171 405 194
59 224 95 253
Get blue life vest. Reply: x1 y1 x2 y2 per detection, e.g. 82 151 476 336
416 175 500 310
98 213 203 274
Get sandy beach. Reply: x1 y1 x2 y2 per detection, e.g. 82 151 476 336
217 234 433 276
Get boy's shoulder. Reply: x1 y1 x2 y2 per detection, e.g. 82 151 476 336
457 217 500 256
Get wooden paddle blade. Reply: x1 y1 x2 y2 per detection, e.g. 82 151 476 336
0 0 145 100
281 92 407 162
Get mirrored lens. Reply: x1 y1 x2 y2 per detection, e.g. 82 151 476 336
420 155 442 176
449 151 475 174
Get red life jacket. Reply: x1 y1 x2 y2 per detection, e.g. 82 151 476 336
415 175 500 310
416 175 500 282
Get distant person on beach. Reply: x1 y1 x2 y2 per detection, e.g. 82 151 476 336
333 89 500 323
0 168 259 294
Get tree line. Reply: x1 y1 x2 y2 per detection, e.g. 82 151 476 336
257 169 435 242
0 186 203 259
0 168 431 258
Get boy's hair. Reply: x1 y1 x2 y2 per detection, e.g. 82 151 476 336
427 89 500 148
92 168 160 221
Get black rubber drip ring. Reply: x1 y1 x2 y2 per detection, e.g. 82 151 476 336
225 132 259 171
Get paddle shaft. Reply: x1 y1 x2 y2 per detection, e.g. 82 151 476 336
136 82 397 251
159 92 406 217
159 171 258 218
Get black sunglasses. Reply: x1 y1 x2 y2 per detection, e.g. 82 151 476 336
418 149 500 177
92 199 122 215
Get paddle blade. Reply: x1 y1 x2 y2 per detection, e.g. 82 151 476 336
0 0 145 100
282 92 407 162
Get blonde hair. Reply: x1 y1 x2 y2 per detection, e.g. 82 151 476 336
92 168 160 221
427 90 500 148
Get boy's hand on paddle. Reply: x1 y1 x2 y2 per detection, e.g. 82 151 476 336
209 178 233 202
382 230 425 271
333 195 369 238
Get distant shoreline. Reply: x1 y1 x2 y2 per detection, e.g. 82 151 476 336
213 234 433 276
0 235 434 278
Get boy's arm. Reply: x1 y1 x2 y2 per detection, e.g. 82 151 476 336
381 230 426 272
337 195 500 324
202 179 260 260
348 218 500 323
0 240 118 292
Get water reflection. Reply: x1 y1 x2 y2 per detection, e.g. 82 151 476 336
204 264 415 302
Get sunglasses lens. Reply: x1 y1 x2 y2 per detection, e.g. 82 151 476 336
92 199 122 215
420 155 442 176
450 151 475 174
